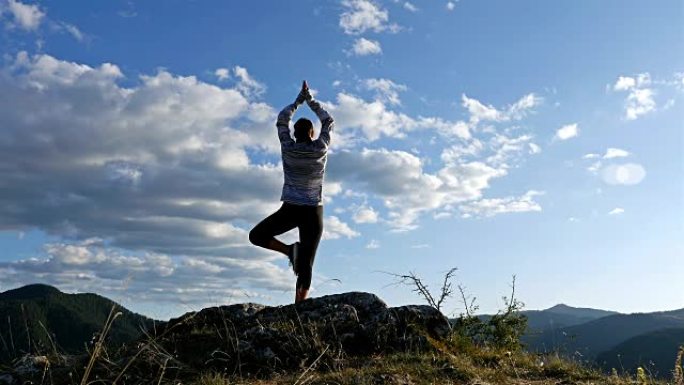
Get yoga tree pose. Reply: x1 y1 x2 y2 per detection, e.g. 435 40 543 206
249 81 334 303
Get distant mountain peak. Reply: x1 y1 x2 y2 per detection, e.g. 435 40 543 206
0 283 62 300
547 303 574 311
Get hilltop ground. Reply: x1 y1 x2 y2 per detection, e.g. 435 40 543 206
0 291 681 385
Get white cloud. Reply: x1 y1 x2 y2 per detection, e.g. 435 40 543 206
233 66 266 98
52 21 85 41
603 148 630 159
613 76 636 91
324 92 412 140
583 153 600 159
0 239 292 317
329 148 511 230
674 72 684 91
462 94 501 122
602 163 646 185
608 207 625 215
403 2 418 12
528 143 542 154
587 161 602 174
459 190 544 218
0 52 289 260
323 216 360 239
486 134 537 167
350 37 383 56
4 0 45 31
441 139 484 163
214 68 230 81
366 239 380 249
625 88 656 120
353 205 379 223
461 93 542 124
555 123 579 140
362 78 407 105
326 92 537 144
0 50 546 302
339 0 398 35
446 1 457 11
613 73 657 120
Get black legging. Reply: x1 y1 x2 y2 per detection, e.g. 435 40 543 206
249 202 323 290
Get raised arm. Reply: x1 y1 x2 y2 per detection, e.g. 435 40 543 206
308 97 334 147
277 81 312 145
276 102 298 145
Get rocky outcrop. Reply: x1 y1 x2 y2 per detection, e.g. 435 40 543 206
150 292 451 377
0 292 452 383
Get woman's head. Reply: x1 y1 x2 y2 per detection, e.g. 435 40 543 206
294 118 314 142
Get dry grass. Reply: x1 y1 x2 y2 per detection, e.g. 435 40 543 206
2 304 678 385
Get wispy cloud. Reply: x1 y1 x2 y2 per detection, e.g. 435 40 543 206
459 190 544 218
603 148 630 159
403 2 418 12
366 239 380 249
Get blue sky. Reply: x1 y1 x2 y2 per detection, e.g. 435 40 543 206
0 0 682 320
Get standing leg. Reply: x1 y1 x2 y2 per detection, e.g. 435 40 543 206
249 203 297 257
295 205 323 302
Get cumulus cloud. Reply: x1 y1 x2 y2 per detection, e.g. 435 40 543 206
353 205 379 223
215 68 230 81
555 123 579 140
0 238 292 316
328 148 514 230
608 207 625 215
362 78 407 105
324 92 412 140
459 190 544 218
2 0 44 31
323 216 360 239
446 1 457 11
0 52 289 262
613 76 636 91
350 37 383 56
339 0 398 35
613 73 656 120
0 51 545 302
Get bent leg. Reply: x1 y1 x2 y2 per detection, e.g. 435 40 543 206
249 204 297 256
295 205 323 301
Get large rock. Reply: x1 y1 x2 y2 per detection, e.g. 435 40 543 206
149 292 451 377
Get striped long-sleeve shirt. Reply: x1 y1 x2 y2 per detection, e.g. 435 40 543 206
277 98 334 206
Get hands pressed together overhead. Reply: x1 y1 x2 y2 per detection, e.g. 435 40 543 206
295 80 313 105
